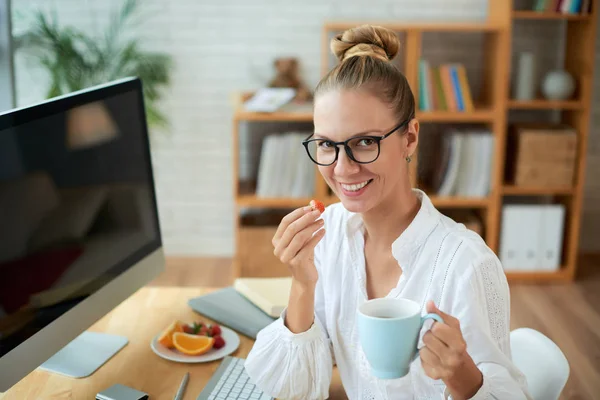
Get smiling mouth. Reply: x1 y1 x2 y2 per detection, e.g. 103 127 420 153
339 179 373 192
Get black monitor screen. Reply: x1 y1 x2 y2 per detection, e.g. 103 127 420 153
0 79 161 358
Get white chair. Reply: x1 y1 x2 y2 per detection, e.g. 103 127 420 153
510 327 570 400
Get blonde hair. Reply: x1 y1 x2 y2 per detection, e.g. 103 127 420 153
315 25 415 124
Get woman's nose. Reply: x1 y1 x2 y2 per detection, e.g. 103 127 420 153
334 147 360 176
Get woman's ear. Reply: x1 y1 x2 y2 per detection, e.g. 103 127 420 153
405 118 419 159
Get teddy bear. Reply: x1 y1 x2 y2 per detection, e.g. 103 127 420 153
268 57 312 103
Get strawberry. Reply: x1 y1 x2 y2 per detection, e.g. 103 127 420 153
183 324 194 334
212 335 226 349
209 324 222 336
198 325 209 336
309 199 325 214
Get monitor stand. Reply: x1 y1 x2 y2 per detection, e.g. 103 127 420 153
39 331 128 378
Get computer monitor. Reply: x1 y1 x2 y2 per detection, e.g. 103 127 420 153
0 77 165 391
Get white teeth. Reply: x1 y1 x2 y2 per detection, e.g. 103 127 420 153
341 180 370 192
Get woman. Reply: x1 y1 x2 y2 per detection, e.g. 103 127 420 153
245 25 531 400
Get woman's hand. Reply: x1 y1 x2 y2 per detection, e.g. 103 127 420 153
272 206 325 287
420 301 483 400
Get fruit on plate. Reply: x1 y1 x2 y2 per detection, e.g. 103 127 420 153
310 199 325 214
213 335 226 350
209 324 222 336
184 321 222 337
158 320 184 348
172 332 214 356
159 320 227 352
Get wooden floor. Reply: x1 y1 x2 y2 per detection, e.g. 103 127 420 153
149 254 600 400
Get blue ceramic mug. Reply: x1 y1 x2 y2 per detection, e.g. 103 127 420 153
357 298 443 379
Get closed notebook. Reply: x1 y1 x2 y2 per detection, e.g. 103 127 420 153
187 287 276 339
234 277 292 318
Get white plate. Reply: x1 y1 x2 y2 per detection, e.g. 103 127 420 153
151 326 240 363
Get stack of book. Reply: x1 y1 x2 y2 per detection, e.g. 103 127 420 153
428 129 495 198
533 0 592 14
256 132 315 198
187 277 292 339
418 61 474 112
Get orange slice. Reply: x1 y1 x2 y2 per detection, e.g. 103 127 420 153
158 320 184 348
173 332 214 356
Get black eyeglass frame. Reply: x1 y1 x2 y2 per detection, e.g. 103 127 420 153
301 113 414 166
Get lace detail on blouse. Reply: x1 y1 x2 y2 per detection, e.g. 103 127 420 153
479 256 508 348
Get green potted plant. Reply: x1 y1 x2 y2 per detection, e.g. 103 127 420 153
13 0 173 129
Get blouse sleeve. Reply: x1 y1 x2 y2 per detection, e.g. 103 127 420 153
444 252 533 400
244 245 334 400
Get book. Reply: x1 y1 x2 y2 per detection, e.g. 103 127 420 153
188 287 276 339
418 61 474 112
234 277 292 318
256 132 314 199
243 88 296 112
456 65 474 112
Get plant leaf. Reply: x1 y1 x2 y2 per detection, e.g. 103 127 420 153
14 0 173 131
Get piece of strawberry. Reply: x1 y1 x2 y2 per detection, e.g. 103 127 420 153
198 324 209 336
212 335 226 349
309 199 325 214
183 324 194 334
209 324 222 336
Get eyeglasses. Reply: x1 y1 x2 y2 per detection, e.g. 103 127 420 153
302 115 413 166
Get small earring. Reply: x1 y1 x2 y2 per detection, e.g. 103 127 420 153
405 155 412 163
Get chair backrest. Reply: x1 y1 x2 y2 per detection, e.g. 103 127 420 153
510 328 570 400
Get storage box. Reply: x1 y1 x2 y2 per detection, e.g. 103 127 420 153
507 124 577 187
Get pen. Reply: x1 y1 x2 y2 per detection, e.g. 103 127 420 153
174 372 189 400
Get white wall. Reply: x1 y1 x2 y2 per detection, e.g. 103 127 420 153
0 0 15 111
10 0 600 256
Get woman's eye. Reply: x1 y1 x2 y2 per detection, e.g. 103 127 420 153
357 138 375 146
318 140 334 148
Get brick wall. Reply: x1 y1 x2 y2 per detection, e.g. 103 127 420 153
10 0 600 256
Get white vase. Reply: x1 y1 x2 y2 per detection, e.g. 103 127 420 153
542 70 576 101
514 52 536 101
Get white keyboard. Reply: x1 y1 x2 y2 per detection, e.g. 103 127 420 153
197 356 273 400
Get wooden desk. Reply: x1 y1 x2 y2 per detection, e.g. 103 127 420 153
3 287 347 400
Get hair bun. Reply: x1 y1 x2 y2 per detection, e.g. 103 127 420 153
331 24 400 63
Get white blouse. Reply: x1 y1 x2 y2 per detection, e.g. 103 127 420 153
245 189 531 400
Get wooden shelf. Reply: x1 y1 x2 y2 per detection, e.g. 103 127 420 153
324 21 502 32
237 195 312 209
232 92 314 122
505 268 570 283
236 107 498 123
512 11 591 21
234 110 313 122
507 98 583 110
502 185 575 195
416 108 496 122
430 195 490 208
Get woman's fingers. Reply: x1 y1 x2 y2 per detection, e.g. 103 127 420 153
272 206 312 245
419 346 441 367
423 331 450 360
295 227 326 260
279 220 325 263
275 209 321 254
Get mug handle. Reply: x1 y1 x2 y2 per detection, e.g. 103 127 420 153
412 313 444 362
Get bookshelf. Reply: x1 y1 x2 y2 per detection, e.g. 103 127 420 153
231 0 597 282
